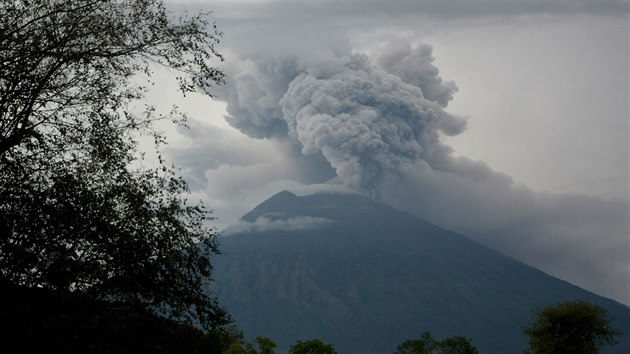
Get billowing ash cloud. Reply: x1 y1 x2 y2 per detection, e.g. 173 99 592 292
205 38 628 304
372 39 458 107
218 42 466 193
220 56 300 139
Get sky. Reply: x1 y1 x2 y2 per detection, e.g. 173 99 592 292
150 1 629 305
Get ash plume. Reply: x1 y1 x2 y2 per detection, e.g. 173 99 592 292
219 42 466 193
208 39 629 304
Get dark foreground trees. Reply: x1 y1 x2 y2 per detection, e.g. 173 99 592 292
0 0 228 336
1 277 241 353
223 336 277 354
394 331 478 354
223 337 337 354
523 300 622 354
289 339 338 354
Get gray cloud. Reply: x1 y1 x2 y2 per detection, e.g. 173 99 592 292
218 43 466 193
372 39 458 107
218 57 298 139
190 0 629 48
223 215 335 236
160 2 628 304
202 36 629 304
163 118 282 190
379 160 629 304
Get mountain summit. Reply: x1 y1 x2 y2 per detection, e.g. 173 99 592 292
213 190 630 354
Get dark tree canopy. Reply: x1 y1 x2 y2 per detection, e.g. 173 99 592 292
394 332 478 354
0 0 227 331
1 277 241 354
0 0 223 156
523 300 622 354
289 339 338 354
224 336 277 354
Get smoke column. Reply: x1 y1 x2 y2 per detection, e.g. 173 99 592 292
210 39 629 304
219 42 465 194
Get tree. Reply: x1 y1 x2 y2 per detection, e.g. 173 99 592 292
395 332 437 354
289 339 338 354
1 277 240 353
0 0 223 156
523 300 622 354
394 332 478 354
0 0 227 331
224 336 277 354
247 336 278 354
438 336 479 354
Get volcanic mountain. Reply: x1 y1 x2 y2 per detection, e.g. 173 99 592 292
212 190 630 354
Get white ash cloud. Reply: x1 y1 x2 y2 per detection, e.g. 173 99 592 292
223 215 336 236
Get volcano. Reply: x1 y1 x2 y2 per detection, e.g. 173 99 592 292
212 190 630 354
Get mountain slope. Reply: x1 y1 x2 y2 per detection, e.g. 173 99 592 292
213 190 630 354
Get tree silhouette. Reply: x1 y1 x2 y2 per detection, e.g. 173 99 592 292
289 339 338 354
523 300 622 354
394 331 478 354
0 0 226 331
224 336 277 354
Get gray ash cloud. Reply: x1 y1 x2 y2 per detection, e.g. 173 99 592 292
218 41 465 193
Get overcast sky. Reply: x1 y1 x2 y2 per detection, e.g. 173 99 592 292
152 1 629 305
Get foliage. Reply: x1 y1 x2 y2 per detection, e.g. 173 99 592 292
289 339 337 354
394 331 478 354
523 300 622 354
245 336 277 354
1 278 239 353
437 336 479 354
0 0 227 331
0 0 223 156
223 336 277 354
